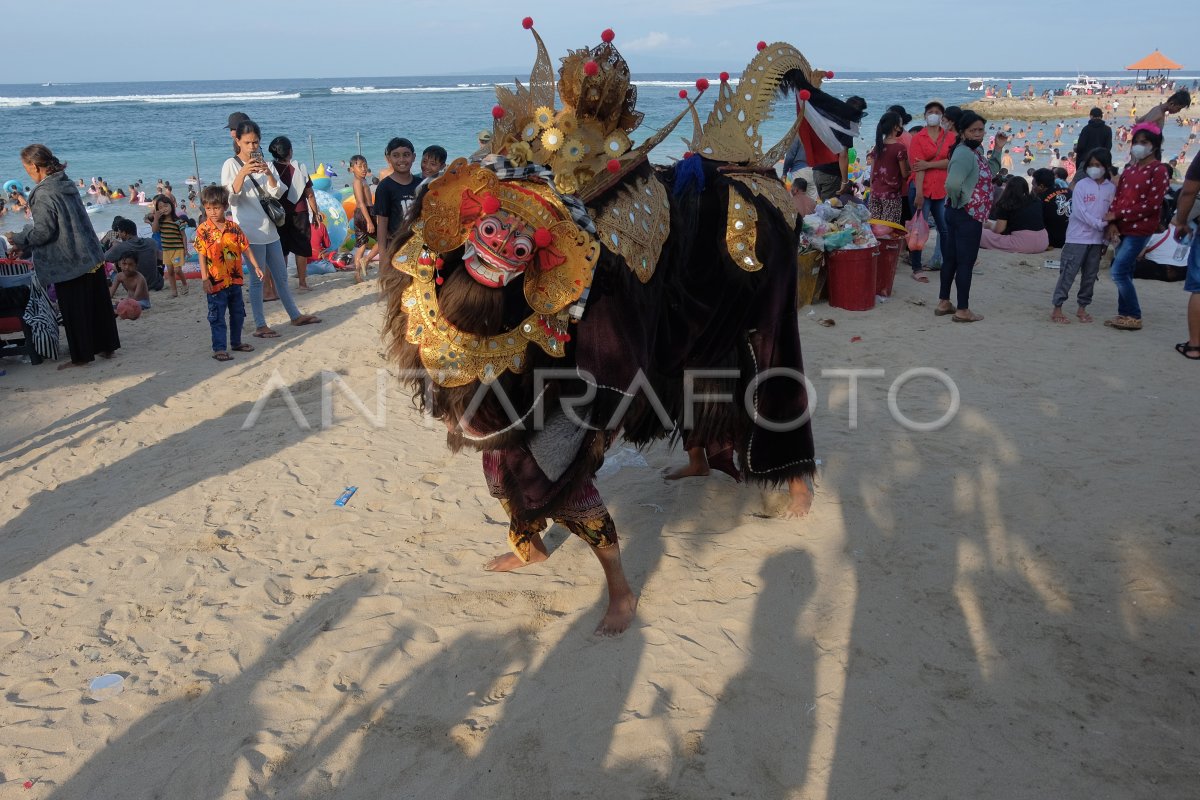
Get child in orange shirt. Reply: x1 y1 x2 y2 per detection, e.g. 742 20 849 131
195 185 263 361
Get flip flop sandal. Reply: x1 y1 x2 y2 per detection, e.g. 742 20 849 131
253 329 281 338
952 314 983 323
212 352 233 361
231 343 254 352
933 307 957 316
1175 342 1200 360
911 272 929 283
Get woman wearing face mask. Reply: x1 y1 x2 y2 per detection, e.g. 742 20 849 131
1050 149 1116 324
938 111 1005 322
907 101 954 276
1102 123 1172 331
221 120 320 338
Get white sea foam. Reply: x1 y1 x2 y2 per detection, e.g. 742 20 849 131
330 85 493 94
0 90 298 108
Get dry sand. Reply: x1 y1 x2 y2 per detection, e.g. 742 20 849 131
1 251 1199 799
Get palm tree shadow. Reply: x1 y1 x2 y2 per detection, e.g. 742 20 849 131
47 575 377 800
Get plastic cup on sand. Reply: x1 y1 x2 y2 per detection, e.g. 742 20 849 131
89 673 125 700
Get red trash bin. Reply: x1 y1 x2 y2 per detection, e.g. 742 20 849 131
875 236 902 297
827 246 878 311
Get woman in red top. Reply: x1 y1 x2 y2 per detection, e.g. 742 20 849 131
908 100 954 276
1103 123 1171 330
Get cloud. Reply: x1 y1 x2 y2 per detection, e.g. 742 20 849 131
623 32 681 53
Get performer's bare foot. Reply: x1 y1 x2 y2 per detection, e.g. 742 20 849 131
782 477 813 519
663 447 709 480
591 541 637 637
483 536 549 572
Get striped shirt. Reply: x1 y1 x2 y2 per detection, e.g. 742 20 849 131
158 217 186 250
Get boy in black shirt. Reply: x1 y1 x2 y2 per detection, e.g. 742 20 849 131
374 137 418 257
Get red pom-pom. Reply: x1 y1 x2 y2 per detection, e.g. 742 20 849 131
601 28 615 42
534 227 554 248
435 275 444 285
757 41 767 51
435 258 444 267
481 194 501 214
826 70 835 79
684 151 693 159
521 17 534 29
491 105 505 119
719 71 730 83
798 89 811 101
696 77 710 91
606 159 621 173
584 61 599 77
678 89 688 99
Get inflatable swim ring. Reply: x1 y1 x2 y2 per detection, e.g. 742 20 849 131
3 180 24 195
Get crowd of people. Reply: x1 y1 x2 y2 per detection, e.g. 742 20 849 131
3 89 1200 369
1 109 465 367
786 90 1199 345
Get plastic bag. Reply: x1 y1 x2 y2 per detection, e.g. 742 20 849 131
906 214 930 252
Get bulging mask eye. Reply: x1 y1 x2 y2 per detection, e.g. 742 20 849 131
511 235 534 261
479 218 500 237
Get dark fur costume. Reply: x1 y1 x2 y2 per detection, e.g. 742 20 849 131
381 160 815 525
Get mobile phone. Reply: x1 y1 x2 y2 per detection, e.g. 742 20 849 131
250 147 264 163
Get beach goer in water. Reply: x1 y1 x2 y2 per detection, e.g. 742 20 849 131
1103 123 1171 331
373 137 420 258
6 144 120 369
908 101 954 278
868 112 909 236
981 175 1049 253
221 119 321 337
195 185 260 362
349 155 375 282
269 136 319 293
1052 149 1116 324
150 194 189 296
109 254 151 311
1172 150 1200 358
938 111 1004 322
1032 168 1071 248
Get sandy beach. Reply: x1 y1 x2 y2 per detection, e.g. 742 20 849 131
2 249 1199 798
966 89 1190 122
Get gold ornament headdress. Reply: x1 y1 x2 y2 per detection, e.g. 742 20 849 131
489 20 706 202
686 42 829 168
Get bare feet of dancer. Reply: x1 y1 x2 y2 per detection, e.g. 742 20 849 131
663 447 709 480
483 536 549 572
590 540 638 637
782 477 813 519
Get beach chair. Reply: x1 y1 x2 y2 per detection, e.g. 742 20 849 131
0 259 46 365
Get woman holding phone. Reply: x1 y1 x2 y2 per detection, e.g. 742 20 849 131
221 119 320 338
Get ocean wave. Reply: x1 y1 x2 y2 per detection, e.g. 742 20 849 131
0 90 297 108
330 85 494 94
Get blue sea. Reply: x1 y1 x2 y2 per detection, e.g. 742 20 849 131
2 71 1196 235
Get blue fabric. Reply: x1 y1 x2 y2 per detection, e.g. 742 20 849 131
940 206 983 310
9 171 105 285
908 184 946 272
1110 235 1148 318
674 154 705 197
246 240 301 328
207 285 246 352
1185 233 1200 293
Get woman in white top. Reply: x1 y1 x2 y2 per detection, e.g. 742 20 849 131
221 120 320 338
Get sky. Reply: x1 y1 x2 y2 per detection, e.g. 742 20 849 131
4 0 1194 83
